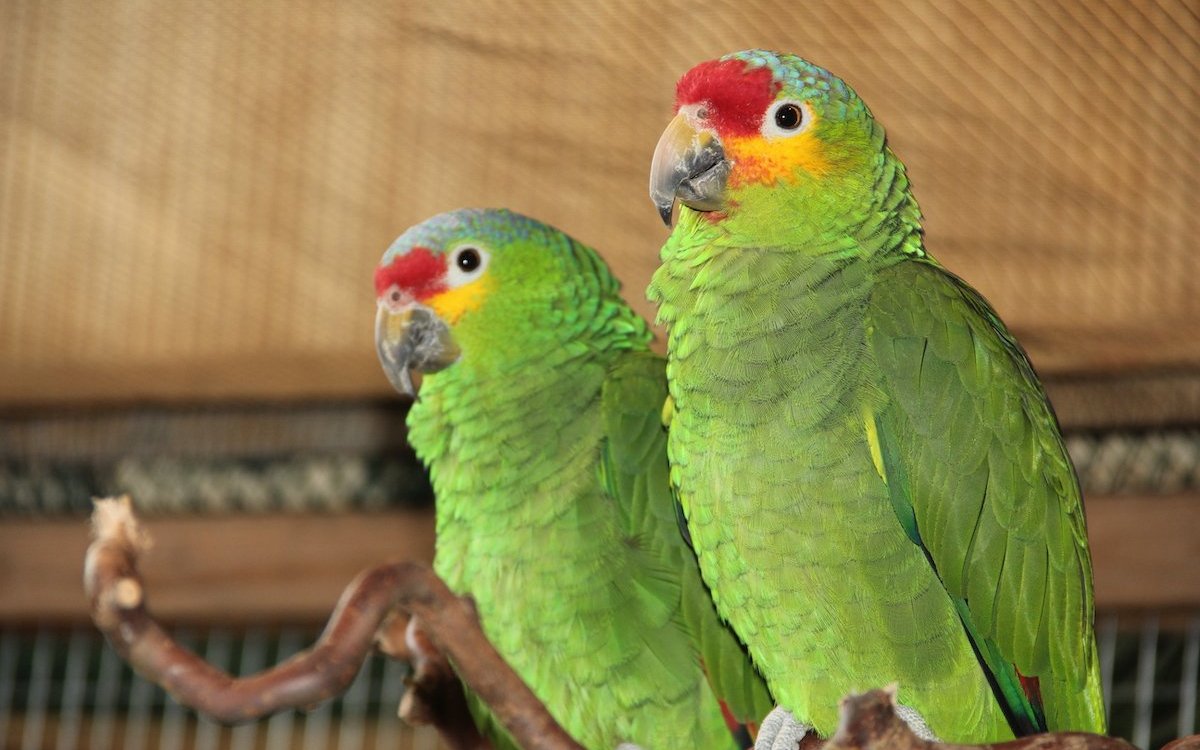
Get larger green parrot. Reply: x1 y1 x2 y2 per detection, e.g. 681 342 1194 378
374 208 771 750
646 50 1105 743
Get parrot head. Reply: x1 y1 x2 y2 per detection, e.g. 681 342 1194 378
374 208 636 396
650 50 902 236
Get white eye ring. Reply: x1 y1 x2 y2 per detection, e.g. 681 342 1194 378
445 243 491 288
760 100 811 140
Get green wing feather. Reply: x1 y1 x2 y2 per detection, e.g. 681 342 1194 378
866 259 1105 733
599 350 774 732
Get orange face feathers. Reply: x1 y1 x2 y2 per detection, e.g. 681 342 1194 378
724 127 832 188
674 57 833 189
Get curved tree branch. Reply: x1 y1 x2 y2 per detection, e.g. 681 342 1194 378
380 613 490 750
84 496 581 750
1161 737 1200 750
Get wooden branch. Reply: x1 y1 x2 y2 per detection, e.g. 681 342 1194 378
381 557 583 750
377 612 490 750
84 496 581 750
1161 737 1200 750
825 688 1135 750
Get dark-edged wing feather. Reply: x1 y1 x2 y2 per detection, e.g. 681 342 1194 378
866 259 1104 733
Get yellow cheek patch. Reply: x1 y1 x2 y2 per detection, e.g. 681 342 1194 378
427 277 492 324
726 128 832 188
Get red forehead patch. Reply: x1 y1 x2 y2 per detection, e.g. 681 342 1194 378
374 246 447 300
675 58 779 137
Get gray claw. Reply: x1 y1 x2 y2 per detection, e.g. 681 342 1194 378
755 707 813 750
894 703 939 742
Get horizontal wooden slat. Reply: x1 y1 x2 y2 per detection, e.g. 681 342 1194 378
0 495 1197 624
1043 370 1200 430
5 385 1199 470
1086 494 1200 611
0 352 386 410
0 399 416 462
0 509 435 623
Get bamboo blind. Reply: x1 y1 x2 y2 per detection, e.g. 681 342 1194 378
1 1 1196 406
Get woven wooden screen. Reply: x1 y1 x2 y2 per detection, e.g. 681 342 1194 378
2 1 1197 416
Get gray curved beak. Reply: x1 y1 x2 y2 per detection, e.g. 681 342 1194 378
649 111 729 226
375 302 461 397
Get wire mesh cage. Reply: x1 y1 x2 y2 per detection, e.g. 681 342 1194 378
0 626 440 750
1 615 1199 750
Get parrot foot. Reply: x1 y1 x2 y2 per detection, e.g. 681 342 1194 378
893 702 939 742
753 701 938 749
754 706 814 750
615 744 645 750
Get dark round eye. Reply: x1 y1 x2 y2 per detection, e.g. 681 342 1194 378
774 103 803 130
456 247 481 272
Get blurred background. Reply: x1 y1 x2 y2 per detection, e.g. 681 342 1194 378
1 1 1197 748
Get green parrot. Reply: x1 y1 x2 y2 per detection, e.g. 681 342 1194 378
374 208 772 750
646 50 1105 743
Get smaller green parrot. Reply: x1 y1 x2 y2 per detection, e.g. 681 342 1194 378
374 208 771 750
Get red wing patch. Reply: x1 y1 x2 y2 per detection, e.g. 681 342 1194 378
1018 670 1044 712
